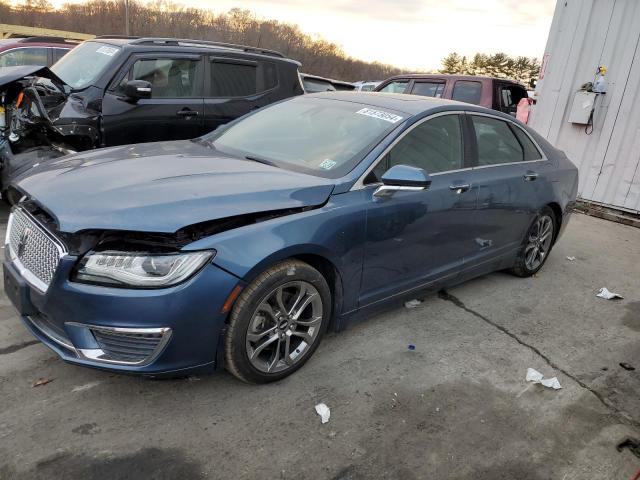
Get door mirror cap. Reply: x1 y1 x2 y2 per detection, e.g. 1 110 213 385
123 80 152 102
374 165 431 198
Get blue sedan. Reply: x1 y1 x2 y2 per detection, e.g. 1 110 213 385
3 93 578 382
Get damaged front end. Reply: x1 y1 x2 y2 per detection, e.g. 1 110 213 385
0 66 100 199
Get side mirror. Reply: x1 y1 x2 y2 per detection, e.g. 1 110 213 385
374 164 431 198
123 80 152 102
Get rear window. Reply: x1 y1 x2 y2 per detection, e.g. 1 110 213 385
452 80 482 105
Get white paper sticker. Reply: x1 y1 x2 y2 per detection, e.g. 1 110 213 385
96 46 118 57
319 159 337 170
356 107 403 124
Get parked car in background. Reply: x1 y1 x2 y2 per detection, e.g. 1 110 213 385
299 73 355 93
376 74 529 116
0 36 303 202
0 37 75 68
4 92 578 383
353 80 381 92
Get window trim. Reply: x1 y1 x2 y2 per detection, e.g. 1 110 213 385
352 111 470 190
467 112 547 169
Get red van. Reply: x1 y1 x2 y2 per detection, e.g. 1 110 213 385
375 74 529 117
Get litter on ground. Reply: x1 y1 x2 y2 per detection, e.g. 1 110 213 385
315 403 330 424
566 256 576 261
404 299 422 308
596 287 623 300
525 368 562 390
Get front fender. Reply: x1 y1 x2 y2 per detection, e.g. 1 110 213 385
183 190 371 314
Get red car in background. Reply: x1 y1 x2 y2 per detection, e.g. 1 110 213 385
0 37 75 68
376 74 529 118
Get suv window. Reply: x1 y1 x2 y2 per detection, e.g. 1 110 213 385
52 48 70 63
472 116 526 165
368 115 463 182
498 84 528 115
410 81 445 98
117 58 200 98
379 80 408 94
212 61 257 97
0 47 48 67
452 80 482 104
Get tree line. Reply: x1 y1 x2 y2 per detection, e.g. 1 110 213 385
441 52 540 86
0 0 407 81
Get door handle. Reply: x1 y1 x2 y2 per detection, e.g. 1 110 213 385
449 183 471 194
523 171 539 181
177 108 199 117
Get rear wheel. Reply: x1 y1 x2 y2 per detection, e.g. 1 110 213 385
224 260 331 383
511 206 556 277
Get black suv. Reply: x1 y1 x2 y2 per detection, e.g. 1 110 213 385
0 37 304 197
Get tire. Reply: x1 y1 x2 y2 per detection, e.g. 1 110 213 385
224 259 331 383
510 206 557 277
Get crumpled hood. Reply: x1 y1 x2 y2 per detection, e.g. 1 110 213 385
15 140 335 233
0 65 66 90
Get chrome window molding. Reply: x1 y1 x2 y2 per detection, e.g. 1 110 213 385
351 110 549 191
5 208 68 293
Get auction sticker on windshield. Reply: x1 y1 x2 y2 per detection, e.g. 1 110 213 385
356 108 403 124
96 46 119 56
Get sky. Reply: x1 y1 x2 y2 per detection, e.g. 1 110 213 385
44 0 557 71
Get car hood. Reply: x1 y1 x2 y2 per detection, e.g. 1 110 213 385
0 65 66 90
15 140 335 233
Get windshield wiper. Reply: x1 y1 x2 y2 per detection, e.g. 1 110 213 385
244 155 279 168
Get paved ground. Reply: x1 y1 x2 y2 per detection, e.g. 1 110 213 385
0 206 639 480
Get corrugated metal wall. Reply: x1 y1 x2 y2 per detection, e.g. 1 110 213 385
530 0 640 213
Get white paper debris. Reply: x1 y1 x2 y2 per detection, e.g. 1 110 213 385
596 287 623 300
540 377 562 390
315 403 330 424
404 299 422 308
525 368 544 383
525 368 562 390
566 256 576 261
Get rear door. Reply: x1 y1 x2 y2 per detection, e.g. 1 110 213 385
202 57 280 133
102 53 205 146
465 113 554 268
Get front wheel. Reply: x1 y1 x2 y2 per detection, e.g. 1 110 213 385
224 260 331 383
511 206 557 277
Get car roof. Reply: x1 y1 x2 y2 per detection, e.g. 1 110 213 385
89 37 300 65
383 73 526 86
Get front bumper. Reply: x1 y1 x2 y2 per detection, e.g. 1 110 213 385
4 255 241 375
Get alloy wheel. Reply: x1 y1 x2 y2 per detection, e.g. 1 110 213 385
524 215 554 271
245 281 323 373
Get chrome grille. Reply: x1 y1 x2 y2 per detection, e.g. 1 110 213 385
90 327 171 365
7 208 66 291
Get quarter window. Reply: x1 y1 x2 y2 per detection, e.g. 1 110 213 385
472 116 525 165
0 47 48 67
512 126 542 160
368 115 463 183
117 58 200 98
379 80 409 94
452 80 482 105
411 81 445 98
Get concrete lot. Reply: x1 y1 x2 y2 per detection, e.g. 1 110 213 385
0 206 639 480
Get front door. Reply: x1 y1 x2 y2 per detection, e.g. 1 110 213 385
359 113 478 307
102 54 205 146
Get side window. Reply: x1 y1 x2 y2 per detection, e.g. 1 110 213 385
378 80 409 93
0 47 48 67
472 116 524 165
451 80 482 105
499 85 527 115
411 81 445 98
52 48 69 63
366 115 463 183
212 61 257 97
116 58 200 98
512 126 542 161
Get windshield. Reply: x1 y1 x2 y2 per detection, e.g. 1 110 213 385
51 41 121 89
202 97 405 178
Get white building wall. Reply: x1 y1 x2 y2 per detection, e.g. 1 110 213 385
530 0 640 213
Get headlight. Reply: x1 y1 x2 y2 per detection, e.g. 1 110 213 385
74 250 214 288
